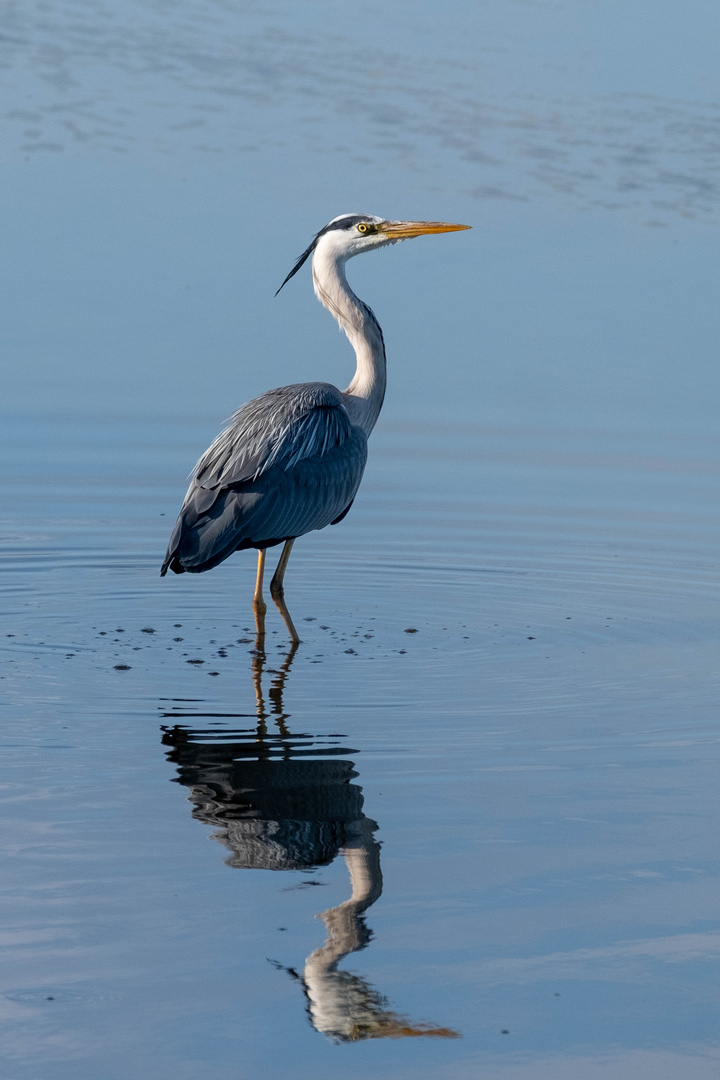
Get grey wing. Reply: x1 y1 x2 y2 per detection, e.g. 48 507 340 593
161 383 368 575
193 382 354 491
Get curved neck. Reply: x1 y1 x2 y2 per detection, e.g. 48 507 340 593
312 246 386 436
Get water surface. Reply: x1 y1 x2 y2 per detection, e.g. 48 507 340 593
1 2 719 1078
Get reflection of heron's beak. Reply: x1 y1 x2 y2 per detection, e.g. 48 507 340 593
379 220 471 238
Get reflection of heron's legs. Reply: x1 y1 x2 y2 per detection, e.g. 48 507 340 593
252 640 299 740
251 644 269 739
268 642 299 737
270 539 300 644
253 549 267 642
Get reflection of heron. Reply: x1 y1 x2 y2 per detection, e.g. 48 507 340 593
161 214 470 642
161 646 459 1042
299 816 457 1043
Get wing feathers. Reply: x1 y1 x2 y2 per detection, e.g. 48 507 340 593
193 383 350 489
162 385 367 576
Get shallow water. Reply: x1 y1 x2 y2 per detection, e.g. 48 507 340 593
2 2 720 1078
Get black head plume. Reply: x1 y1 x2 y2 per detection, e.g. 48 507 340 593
275 215 373 296
275 238 316 296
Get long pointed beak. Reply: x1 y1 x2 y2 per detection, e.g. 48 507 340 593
379 220 471 238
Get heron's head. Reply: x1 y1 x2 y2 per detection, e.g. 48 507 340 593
276 213 470 294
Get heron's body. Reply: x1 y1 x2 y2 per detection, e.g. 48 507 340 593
162 213 469 641
161 382 368 574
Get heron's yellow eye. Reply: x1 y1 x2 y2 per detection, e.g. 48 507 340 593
357 223 369 233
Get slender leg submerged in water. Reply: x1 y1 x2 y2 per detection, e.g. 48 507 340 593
270 539 300 644
253 549 267 642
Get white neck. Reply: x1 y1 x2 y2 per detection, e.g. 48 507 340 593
311 242 386 436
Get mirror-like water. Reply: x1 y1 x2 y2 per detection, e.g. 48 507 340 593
1 2 719 1078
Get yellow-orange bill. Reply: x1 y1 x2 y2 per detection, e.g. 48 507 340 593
379 220 471 238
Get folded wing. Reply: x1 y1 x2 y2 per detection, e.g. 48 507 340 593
161 383 368 575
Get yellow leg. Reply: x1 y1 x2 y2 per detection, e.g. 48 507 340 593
270 539 300 644
252 549 267 644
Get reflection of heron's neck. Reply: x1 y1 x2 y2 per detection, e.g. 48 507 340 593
308 818 383 971
311 247 386 437
302 818 383 1039
300 821 458 1043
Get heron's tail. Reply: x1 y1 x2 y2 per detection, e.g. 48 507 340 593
160 556 184 576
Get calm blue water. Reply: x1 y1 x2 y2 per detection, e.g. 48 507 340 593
1 3 720 1078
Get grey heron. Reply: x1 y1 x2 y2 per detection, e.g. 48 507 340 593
161 213 470 642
